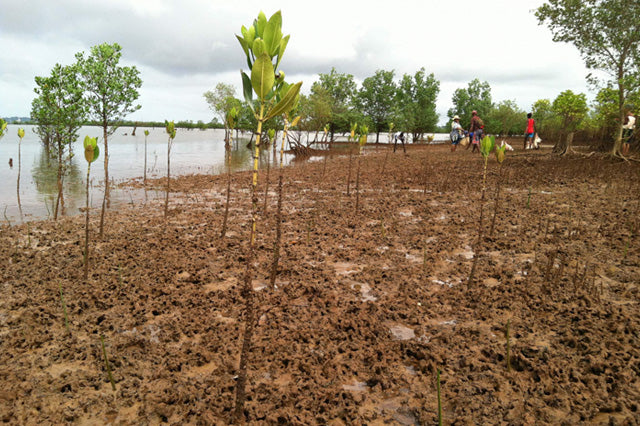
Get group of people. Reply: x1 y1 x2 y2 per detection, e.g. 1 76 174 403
450 109 637 155
449 110 486 152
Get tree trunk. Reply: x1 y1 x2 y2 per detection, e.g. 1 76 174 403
553 132 574 155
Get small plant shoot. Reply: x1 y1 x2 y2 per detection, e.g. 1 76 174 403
83 136 100 280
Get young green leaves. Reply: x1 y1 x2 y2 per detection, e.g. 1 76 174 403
237 11 301 120
17 128 25 140
165 120 176 140
358 125 369 147
83 136 100 163
0 118 7 139
480 135 495 158
495 144 507 164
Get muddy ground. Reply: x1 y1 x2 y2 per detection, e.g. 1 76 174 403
1 142 639 425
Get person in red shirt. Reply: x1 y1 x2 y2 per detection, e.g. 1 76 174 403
524 113 536 150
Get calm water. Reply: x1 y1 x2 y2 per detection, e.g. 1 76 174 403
0 126 294 223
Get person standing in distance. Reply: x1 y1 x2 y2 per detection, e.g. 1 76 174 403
622 110 635 157
524 113 536 150
469 110 484 154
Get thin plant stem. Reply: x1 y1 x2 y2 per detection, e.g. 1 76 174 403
221 136 233 239
506 319 512 372
270 119 290 287
84 163 91 280
100 335 116 391
234 103 265 423
436 368 443 426
468 156 489 285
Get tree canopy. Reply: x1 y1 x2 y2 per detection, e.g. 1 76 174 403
536 0 640 155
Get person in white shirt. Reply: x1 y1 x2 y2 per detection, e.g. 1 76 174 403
622 110 635 157
450 115 464 152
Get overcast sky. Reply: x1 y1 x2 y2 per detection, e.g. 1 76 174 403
0 0 593 125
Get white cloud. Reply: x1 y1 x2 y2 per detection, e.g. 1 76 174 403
0 0 595 124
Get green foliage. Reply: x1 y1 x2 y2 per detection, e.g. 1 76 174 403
75 43 142 133
17 128 25 139
536 0 640 153
311 68 358 135
552 90 588 132
0 118 7 139
83 136 100 163
236 10 301 120
144 129 149 136
203 83 239 125
31 63 87 154
394 67 440 140
480 135 496 158
532 98 554 135
165 120 176 140
495 144 507 164
487 100 526 135
357 124 369 147
448 79 493 128
357 69 397 141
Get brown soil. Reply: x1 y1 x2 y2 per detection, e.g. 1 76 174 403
1 143 639 425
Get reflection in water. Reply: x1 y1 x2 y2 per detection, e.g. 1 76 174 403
1 126 303 223
31 149 84 219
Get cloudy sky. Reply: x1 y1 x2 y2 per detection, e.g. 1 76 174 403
0 0 593 125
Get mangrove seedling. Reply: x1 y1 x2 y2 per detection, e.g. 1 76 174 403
164 121 176 219
17 128 25 222
83 136 100 280
0 118 7 139
436 368 443 426
143 129 149 184
468 135 495 284
263 128 276 214
355 125 368 214
489 144 507 236
526 186 532 209
221 107 238 239
506 319 512 372
269 92 300 287
234 10 302 423
346 123 358 195
100 335 116 391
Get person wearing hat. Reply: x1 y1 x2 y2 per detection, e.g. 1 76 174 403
450 115 464 152
469 110 484 153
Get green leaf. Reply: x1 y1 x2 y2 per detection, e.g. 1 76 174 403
256 11 267 38
275 35 289 71
144 129 149 136
93 144 100 162
17 128 25 139
251 53 275 101
241 71 253 104
252 38 266 58
480 135 495 158
268 10 282 31
263 16 283 58
266 81 302 120
236 35 250 59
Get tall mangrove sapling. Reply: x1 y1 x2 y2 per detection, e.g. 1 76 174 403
468 134 495 284
233 10 302 422
270 86 300 287
164 121 176 219
83 136 100 280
